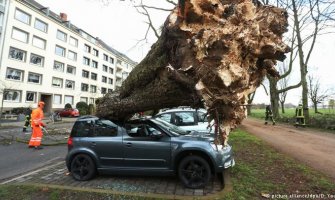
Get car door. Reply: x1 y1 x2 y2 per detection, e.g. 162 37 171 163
196 110 213 133
173 111 199 132
88 119 124 168
123 123 171 170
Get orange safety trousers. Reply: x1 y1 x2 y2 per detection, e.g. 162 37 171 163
28 125 43 147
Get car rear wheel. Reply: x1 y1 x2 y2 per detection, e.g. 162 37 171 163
70 154 96 181
178 155 211 189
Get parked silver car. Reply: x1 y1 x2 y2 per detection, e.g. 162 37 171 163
154 107 214 135
66 116 234 189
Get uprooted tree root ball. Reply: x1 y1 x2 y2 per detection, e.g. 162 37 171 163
96 0 290 145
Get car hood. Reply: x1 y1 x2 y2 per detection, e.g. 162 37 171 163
177 134 214 142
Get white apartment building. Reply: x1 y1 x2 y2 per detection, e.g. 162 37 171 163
0 0 136 114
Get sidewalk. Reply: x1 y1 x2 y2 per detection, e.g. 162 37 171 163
1 158 227 199
0 117 77 145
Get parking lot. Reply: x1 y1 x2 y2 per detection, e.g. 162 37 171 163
2 158 227 199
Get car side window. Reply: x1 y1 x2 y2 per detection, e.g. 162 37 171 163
156 113 172 123
71 120 94 137
94 119 118 137
125 124 161 138
175 112 195 126
197 111 208 122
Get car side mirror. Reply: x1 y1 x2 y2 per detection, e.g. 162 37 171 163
150 130 163 139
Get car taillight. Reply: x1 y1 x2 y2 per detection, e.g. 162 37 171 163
67 137 73 150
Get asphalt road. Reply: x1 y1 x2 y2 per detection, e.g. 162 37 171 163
0 120 75 181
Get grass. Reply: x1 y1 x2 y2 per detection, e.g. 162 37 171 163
0 129 334 199
223 129 335 200
250 108 335 131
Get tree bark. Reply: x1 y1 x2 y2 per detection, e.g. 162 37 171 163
97 0 290 145
268 76 280 118
280 101 285 114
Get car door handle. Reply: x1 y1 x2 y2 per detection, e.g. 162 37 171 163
125 142 132 147
91 142 96 147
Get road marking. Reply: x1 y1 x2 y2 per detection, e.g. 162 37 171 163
1 160 64 184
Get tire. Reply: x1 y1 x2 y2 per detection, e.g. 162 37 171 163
178 155 211 189
70 154 96 181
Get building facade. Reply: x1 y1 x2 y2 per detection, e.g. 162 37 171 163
0 0 136 114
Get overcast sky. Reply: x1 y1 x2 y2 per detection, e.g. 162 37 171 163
34 0 335 105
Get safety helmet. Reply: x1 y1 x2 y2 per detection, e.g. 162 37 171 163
38 101 45 107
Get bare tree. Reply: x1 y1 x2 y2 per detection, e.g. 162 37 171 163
308 75 334 113
265 0 335 120
282 0 335 120
329 99 335 111
0 81 15 127
278 63 290 113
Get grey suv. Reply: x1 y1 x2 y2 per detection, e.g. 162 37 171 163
66 116 234 189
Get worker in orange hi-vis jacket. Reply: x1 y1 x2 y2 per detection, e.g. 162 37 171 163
28 101 46 150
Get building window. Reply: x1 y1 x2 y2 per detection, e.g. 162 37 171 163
28 72 42 84
81 83 88 92
67 65 76 75
68 50 77 61
117 59 122 65
84 44 91 53
90 85 97 93
64 95 74 105
69 36 78 47
80 97 88 103
103 54 108 61
4 90 21 102
92 60 98 68
12 27 29 43
54 94 62 104
32 36 46 49
53 61 64 72
101 87 107 94
30 54 44 66
90 98 94 104
65 80 75 90
103 65 108 72
108 89 113 93
82 70 89 78
109 67 114 74
55 45 65 57
109 57 114 64
102 76 107 83
9 47 26 61
6 68 23 81
52 77 63 88
34 19 48 32
83 57 90 66
26 91 36 102
91 73 97 80
14 9 30 24
93 49 99 57
108 78 113 85
57 30 67 42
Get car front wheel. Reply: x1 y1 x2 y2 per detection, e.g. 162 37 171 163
178 155 211 189
70 154 96 181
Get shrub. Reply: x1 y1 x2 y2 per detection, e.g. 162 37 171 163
76 102 89 115
64 103 72 109
11 107 26 114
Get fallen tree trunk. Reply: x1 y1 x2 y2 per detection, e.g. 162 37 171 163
97 0 290 145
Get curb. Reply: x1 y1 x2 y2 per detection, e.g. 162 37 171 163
15 137 67 146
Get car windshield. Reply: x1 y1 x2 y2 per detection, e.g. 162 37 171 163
151 118 188 136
